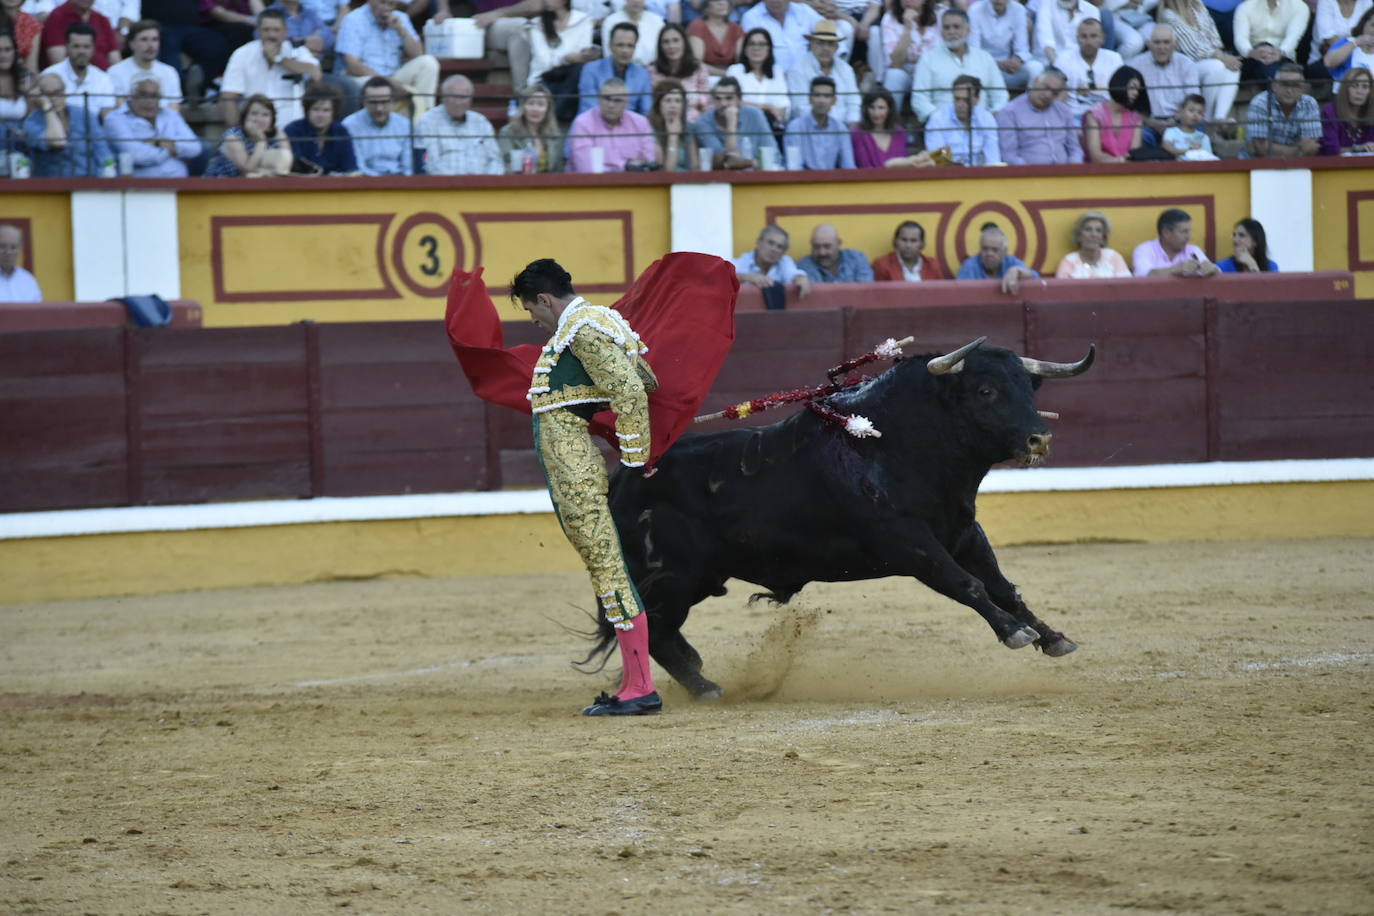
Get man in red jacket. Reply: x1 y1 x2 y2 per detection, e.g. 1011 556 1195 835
871 220 948 282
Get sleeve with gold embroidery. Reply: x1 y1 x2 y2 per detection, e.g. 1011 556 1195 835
568 327 653 468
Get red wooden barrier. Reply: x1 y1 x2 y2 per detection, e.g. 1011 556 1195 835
0 299 203 331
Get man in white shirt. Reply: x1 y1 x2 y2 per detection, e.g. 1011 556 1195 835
911 8 1007 122
416 74 503 175
220 7 321 125
108 21 185 109
0 225 43 303
968 0 1042 90
1055 18 1123 120
600 0 665 68
40 24 117 119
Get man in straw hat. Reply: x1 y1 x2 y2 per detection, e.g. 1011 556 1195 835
786 19 861 127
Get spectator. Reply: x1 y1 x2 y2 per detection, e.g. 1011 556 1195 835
651 23 710 120
103 76 200 174
1313 0 1373 78
686 0 742 76
284 78 357 173
740 0 821 73
996 69 1083 164
270 0 332 57
809 0 859 61
336 0 439 119
732 223 812 307
220 8 320 126
956 222 1038 294
1161 92 1216 157
1055 210 1132 277
339 76 412 173
1158 0 1241 123
2 0 42 72
690 74 775 167
797 223 875 283
1217 217 1279 271
787 20 860 128
648 78 699 168
1234 0 1310 84
924 72 1003 164
1246 61 1321 156
498 81 565 172
205 91 292 174
602 0 664 66
1083 64 1145 160
23 71 112 174
1128 24 1201 141
910 8 1006 123
579 21 654 115
875 0 938 96
472 0 541 94
568 76 656 171
141 0 230 91
39 0 116 67
0 224 42 302
108 22 183 110
1056 18 1122 121
1037 0 1140 66
0 27 34 139
852 85 933 166
1324 8 1374 79
1103 0 1158 53
526 0 595 97
783 74 853 168
968 0 1041 92
1132 207 1219 276
39 22 113 116
871 219 946 281
727 27 790 128
417 74 503 174
1320 65 1374 152
206 0 265 58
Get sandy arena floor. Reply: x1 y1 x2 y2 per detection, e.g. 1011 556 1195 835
1 537 1372 915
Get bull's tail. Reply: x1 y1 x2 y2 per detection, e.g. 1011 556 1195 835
568 610 617 674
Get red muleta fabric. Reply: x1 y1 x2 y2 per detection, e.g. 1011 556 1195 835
445 252 739 466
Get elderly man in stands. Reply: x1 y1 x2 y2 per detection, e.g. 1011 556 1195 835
911 8 1007 123
1246 62 1321 158
787 20 861 129
733 224 813 308
40 0 119 67
957 222 1038 294
784 75 854 168
995 69 1081 164
740 0 823 72
103 76 201 175
1132 207 1219 276
691 75 774 169
969 0 1042 92
108 21 183 109
798 223 874 283
1128 23 1200 142
340 76 414 174
0 225 42 303
577 22 654 116
1056 18 1123 120
418 74 504 174
924 73 1003 165
24 71 114 175
872 219 946 281
40 23 115 118
568 77 656 172
336 0 439 119
219 8 321 126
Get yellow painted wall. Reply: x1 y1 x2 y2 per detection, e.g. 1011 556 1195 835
177 186 673 327
0 192 74 301
1313 168 1374 299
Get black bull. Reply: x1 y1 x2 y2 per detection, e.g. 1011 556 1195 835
594 337 1096 699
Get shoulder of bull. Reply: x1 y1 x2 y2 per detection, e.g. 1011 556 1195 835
549 298 649 359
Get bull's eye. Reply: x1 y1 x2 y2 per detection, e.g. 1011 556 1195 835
978 386 996 400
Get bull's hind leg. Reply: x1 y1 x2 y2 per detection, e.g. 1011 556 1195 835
649 625 723 701
952 523 1077 657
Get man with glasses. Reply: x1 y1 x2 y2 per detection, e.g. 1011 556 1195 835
995 68 1081 164
1055 18 1122 120
783 75 854 168
417 73 503 175
103 76 202 175
1246 62 1320 158
340 76 414 173
568 77 656 172
691 75 773 169
1127 23 1200 142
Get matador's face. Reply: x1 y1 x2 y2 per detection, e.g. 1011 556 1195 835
521 295 560 333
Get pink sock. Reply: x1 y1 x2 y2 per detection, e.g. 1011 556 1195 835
614 617 656 700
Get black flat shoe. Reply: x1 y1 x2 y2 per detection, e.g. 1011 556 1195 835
581 691 663 717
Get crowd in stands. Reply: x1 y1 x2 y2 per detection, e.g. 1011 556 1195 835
2 0 1372 177
729 205 1276 304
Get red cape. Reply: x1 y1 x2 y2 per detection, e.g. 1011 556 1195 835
445 252 739 465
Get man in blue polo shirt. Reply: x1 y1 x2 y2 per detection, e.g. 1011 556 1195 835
956 223 1038 294
336 0 439 119
577 21 653 116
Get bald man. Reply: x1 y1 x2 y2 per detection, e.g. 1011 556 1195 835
0 225 43 303
797 223 876 283
415 74 503 175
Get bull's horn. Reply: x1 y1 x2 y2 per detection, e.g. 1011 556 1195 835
1021 344 1096 378
927 336 987 376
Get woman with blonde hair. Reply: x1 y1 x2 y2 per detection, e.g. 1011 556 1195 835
1055 211 1133 278
648 79 699 171
498 83 566 172
1319 65 1374 152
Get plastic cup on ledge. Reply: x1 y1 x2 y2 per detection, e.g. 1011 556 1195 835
118 152 134 176
759 145 777 170
785 145 802 170
698 146 713 171
589 146 605 174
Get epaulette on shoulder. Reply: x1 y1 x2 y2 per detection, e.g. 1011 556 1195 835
549 302 648 357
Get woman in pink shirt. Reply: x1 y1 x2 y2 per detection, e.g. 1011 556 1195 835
1083 65 1145 162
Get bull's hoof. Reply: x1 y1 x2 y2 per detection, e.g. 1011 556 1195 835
693 686 725 702
1039 637 1079 657
1002 626 1038 649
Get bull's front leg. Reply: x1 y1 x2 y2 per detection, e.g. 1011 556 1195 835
870 523 1038 649
952 523 1078 657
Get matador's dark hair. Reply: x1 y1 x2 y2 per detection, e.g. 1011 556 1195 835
510 259 576 303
